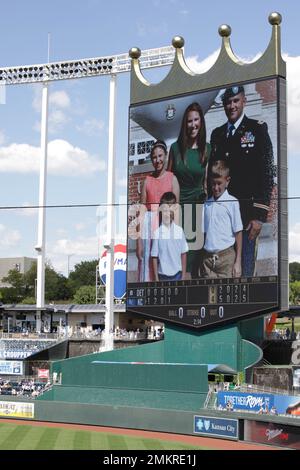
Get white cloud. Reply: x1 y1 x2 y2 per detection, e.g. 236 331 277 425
0 139 105 176
283 54 300 154
48 109 69 134
186 50 220 74
16 203 38 217
52 236 99 257
289 223 300 262
48 236 99 274
186 50 263 75
49 91 70 109
32 88 71 133
33 88 70 112
0 224 21 248
76 118 105 136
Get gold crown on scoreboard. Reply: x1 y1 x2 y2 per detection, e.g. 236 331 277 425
128 12 285 105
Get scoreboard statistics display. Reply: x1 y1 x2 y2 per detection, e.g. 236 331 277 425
126 78 281 329
127 276 277 328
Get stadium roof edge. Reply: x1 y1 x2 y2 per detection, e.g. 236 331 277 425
2 303 126 313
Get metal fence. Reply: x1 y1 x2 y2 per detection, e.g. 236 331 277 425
239 383 299 396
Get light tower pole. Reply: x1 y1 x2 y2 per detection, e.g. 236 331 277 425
35 82 49 333
104 74 117 352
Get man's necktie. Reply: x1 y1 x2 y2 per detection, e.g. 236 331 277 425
228 124 235 138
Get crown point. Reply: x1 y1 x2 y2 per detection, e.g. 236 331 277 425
172 36 185 49
129 47 141 60
218 24 231 37
268 12 282 26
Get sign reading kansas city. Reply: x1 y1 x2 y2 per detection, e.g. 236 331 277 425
194 415 238 440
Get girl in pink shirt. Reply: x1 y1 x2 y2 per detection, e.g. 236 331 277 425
137 140 179 281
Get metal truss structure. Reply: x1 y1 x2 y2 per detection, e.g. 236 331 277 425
0 46 175 85
1 43 176 347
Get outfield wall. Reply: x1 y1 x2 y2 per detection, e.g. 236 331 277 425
1 398 300 448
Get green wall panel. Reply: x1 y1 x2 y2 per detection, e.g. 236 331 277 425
38 385 206 411
163 324 239 370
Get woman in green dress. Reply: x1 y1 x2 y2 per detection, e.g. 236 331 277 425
167 102 210 278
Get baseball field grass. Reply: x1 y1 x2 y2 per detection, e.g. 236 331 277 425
0 422 210 450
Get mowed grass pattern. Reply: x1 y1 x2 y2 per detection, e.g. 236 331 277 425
0 422 210 450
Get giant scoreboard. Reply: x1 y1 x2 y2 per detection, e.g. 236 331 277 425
126 29 287 329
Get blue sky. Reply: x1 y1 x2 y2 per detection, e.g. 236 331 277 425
0 0 299 274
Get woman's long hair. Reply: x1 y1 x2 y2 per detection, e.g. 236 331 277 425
177 102 207 165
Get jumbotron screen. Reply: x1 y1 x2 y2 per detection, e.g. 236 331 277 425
126 79 280 329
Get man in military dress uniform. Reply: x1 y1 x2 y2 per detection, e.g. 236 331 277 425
210 86 275 277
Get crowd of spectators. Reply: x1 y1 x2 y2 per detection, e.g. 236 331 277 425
68 325 164 341
269 327 299 340
0 377 50 398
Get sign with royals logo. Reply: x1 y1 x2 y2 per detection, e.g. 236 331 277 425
99 244 127 299
217 391 274 412
194 415 238 440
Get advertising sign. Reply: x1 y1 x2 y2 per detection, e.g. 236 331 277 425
37 368 49 379
0 401 34 419
99 243 127 299
194 415 238 439
0 360 23 375
127 79 280 328
0 351 32 359
217 391 274 412
244 420 300 450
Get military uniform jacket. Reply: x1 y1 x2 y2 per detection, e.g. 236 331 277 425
210 115 275 227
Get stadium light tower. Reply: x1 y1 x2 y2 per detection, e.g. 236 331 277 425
1 45 175 347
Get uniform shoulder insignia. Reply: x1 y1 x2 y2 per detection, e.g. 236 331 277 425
257 120 265 125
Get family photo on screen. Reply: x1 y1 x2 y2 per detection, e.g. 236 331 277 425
127 80 278 284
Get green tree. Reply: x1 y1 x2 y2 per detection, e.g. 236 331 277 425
73 285 96 304
23 262 37 297
68 259 98 286
290 281 300 305
2 269 28 301
67 259 98 295
0 287 20 303
2 269 24 290
44 265 70 302
290 262 300 282
4 262 71 303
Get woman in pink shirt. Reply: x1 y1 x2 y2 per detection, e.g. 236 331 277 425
137 140 179 281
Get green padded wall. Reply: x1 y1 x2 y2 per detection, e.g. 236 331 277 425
240 339 263 372
52 340 164 377
52 322 262 380
38 385 207 410
239 317 265 343
163 324 240 370
43 362 208 411
53 361 207 391
48 316 263 418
